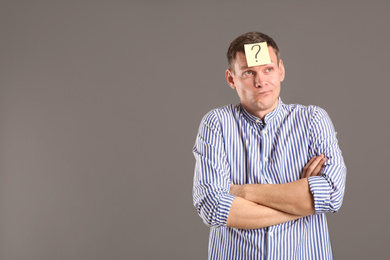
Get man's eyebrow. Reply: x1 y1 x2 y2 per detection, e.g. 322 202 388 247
240 62 277 70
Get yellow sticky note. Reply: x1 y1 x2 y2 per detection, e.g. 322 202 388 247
244 42 271 67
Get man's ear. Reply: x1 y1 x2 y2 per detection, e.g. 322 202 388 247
279 59 285 82
226 69 236 89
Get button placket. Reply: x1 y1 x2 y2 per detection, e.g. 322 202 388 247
262 127 269 163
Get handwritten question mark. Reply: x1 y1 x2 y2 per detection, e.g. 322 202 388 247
251 44 261 62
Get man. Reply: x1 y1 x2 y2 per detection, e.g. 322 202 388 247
192 32 346 259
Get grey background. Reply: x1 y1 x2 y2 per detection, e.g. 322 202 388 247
0 0 389 259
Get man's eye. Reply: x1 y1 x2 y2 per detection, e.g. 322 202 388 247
265 68 273 72
243 71 253 76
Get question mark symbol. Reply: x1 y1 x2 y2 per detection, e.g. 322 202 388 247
251 44 261 62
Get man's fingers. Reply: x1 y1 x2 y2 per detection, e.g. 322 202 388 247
302 156 317 178
302 156 318 178
302 155 326 178
311 157 326 176
306 155 324 176
303 156 317 170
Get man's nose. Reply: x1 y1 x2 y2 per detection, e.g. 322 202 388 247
254 73 266 88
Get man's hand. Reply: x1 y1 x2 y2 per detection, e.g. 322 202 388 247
301 155 327 178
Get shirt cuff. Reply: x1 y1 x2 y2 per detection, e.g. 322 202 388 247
217 194 236 226
308 176 331 214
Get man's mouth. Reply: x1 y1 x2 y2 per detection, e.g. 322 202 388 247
259 90 271 95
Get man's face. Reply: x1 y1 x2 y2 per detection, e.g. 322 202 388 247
226 47 285 120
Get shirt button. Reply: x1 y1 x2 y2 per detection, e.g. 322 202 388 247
269 232 273 237
262 130 267 134
255 119 261 124
264 157 268 162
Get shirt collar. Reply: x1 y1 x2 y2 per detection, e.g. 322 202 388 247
240 97 284 125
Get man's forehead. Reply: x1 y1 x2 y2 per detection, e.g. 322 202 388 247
234 52 249 67
234 50 277 70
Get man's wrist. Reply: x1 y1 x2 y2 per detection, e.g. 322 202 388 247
230 184 253 200
242 184 260 202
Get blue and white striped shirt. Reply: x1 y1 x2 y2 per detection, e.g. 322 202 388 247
193 99 346 259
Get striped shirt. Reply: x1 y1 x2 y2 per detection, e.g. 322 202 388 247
192 99 346 260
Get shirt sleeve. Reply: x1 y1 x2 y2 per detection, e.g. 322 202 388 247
307 107 347 214
192 110 235 227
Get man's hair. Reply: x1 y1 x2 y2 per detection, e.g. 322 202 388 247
226 31 280 73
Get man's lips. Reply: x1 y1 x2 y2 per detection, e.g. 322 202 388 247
258 90 272 95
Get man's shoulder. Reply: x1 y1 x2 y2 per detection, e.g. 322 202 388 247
210 103 240 114
196 104 241 134
279 102 334 131
201 104 241 122
281 102 328 119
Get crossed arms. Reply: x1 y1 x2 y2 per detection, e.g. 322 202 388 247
193 108 346 230
227 156 326 229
